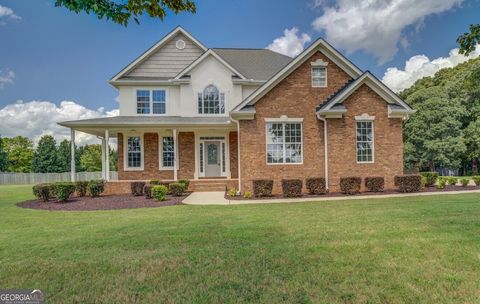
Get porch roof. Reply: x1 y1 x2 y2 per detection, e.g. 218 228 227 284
58 116 233 128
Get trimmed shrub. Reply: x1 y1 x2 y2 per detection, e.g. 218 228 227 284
150 179 160 185
75 181 88 197
420 172 438 187
472 176 480 186
52 182 76 202
143 184 153 199
460 178 470 187
305 177 327 195
340 177 361 195
131 181 145 196
178 179 190 190
227 188 237 197
281 179 303 197
365 177 385 192
396 175 422 193
152 185 168 201
169 182 186 196
252 179 273 197
88 180 105 197
32 183 52 202
437 177 447 189
447 177 458 186
243 191 253 199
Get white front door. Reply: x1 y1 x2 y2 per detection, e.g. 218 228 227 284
205 141 221 177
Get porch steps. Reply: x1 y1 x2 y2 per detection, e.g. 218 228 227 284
190 179 238 192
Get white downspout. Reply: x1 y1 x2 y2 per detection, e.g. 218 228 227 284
230 117 241 193
316 114 329 190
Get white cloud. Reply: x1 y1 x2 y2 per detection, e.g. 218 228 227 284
267 27 312 57
0 100 119 146
382 45 480 92
0 69 15 88
312 0 463 64
0 4 21 25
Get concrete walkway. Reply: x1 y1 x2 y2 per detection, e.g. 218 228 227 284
183 189 480 206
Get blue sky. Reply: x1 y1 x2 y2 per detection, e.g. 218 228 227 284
0 0 479 144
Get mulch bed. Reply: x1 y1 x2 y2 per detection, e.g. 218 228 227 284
17 194 189 211
227 185 480 200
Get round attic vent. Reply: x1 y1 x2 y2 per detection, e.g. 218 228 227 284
176 39 186 50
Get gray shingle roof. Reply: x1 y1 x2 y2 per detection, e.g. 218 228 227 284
212 48 292 80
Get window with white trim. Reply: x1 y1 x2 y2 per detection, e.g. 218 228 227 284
312 67 327 87
356 121 374 163
198 85 225 114
266 122 302 164
162 137 174 168
127 136 142 168
136 89 166 114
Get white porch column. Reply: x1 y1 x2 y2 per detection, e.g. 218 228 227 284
105 129 110 181
70 129 76 182
173 128 178 181
101 137 106 180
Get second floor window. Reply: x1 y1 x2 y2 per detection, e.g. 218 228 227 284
136 90 166 114
198 85 225 114
312 67 327 87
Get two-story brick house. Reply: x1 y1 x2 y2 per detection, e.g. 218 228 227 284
59 26 414 194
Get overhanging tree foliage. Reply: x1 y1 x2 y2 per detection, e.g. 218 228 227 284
457 24 480 56
54 0 196 26
401 57 480 174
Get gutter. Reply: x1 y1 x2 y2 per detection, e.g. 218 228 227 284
316 114 329 190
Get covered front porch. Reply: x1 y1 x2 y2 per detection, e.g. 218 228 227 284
58 116 240 191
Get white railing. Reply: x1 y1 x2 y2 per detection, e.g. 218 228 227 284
0 171 118 185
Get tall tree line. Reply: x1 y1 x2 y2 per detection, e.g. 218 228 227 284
0 135 117 173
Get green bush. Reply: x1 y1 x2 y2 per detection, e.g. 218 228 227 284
227 188 237 197
52 182 76 202
421 176 427 189
169 182 186 196
447 177 458 186
340 177 361 195
437 177 447 189
88 180 106 197
472 176 480 186
365 177 385 192
460 178 470 187
396 175 422 193
75 181 89 197
131 181 145 196
143 184 153 199
252 179 274 197
32 183 52 202
420 172 438 187
243 191 253 199
178 179 190 190
152 185 168 201
305 177 327 195
281 179 303 197
150 179 160 185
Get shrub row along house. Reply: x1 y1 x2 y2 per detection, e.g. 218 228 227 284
59 27 414 194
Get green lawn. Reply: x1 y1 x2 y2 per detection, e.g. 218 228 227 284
1 185 480 303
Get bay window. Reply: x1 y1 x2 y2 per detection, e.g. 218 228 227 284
266 122 302 164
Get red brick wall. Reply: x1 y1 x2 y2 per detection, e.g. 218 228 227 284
239 50 403 193
178 132 195 179
229 131 238 178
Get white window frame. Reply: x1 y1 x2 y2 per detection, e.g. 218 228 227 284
312 66 327 88
197 85 226 115
123 133 144 171
136 89 167 115
265 118 304 165
355 118 375 164
159 135 175 170
195 134 229 178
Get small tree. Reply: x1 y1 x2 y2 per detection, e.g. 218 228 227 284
80 144 102 172
0 135 8 172
3 136 34 173
33 135 59 173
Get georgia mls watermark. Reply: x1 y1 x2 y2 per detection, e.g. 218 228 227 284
0 289 44 304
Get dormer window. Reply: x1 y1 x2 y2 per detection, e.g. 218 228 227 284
311 59 328 88
198 85 225 114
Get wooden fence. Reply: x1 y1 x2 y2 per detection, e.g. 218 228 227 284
0 172 118 185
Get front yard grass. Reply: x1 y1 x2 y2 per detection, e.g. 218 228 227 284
1 185 480 303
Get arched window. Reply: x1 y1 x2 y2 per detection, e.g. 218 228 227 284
198 85 225 114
